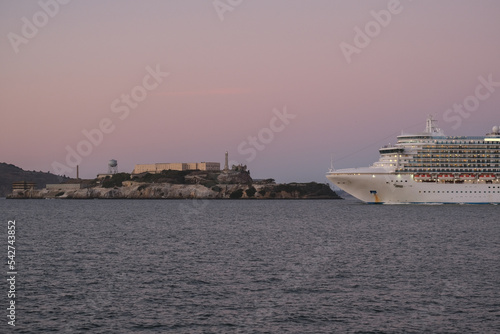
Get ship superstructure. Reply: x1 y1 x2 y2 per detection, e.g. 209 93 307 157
326 116 500 204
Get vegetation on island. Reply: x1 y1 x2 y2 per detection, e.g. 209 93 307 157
230 189 244 199
102 173 132 188
245 186 257 198
273 182 336 197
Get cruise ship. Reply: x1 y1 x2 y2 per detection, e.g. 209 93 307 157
326 116 500 204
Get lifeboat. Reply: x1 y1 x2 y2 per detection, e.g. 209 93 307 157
438 174 455 181
414 174 432 181
459 174 476 180
478 174 496 180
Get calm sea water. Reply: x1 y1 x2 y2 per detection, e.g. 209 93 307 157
1 198 499 333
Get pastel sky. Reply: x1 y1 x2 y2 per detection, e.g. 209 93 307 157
1 0 500 183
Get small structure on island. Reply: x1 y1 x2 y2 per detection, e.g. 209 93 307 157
46 183 85 191
12 181 37 198
232 164 248 172
108 159 118 174
224 151 229 172
12 181 36 191
132 161 220 174
222 151 247 174
96 159 119 180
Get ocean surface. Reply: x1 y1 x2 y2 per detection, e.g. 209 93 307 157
1 198 499 333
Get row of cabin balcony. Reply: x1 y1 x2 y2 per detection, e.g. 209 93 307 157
410 159 500 164
398 168 500 173
412 156 500 159
405 163 499 168
415 156 500 159
417 150 500 155
419 150 500 154
424 144 500 146
410 160 500 165
407 161 500 165
421 152 500 156
404 164 500 169
413 154 500 159
422 145 499 151
420 148 500 152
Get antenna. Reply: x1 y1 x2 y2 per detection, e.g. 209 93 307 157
329 154 335 172
425 114 443 135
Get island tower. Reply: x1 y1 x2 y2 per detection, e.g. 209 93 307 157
224 151 229 172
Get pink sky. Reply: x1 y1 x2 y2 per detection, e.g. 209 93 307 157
1 0 500 183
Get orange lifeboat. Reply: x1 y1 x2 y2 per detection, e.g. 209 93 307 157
414 174 432 181
438 174 455 181
478 174 496 180
459 174 476 180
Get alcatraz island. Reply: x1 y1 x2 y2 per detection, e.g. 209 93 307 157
5 154 341 200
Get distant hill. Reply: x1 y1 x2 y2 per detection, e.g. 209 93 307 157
0 163 69 197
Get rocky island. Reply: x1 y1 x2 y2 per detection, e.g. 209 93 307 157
7 169 341 200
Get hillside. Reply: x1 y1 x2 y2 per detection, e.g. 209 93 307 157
0 163 69 197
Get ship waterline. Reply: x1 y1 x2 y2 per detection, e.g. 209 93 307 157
327 116 500 204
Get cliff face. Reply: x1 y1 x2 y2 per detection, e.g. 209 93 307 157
8 181 341 200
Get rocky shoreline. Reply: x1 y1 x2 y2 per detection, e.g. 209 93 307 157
8 181 341 200
7 169 341 200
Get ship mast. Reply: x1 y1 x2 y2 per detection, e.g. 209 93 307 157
425 114 442 135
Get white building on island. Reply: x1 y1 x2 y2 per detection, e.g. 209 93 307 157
132 162 220 174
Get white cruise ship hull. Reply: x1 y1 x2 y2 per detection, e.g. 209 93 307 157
326 116 500 204
327 170 500 204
